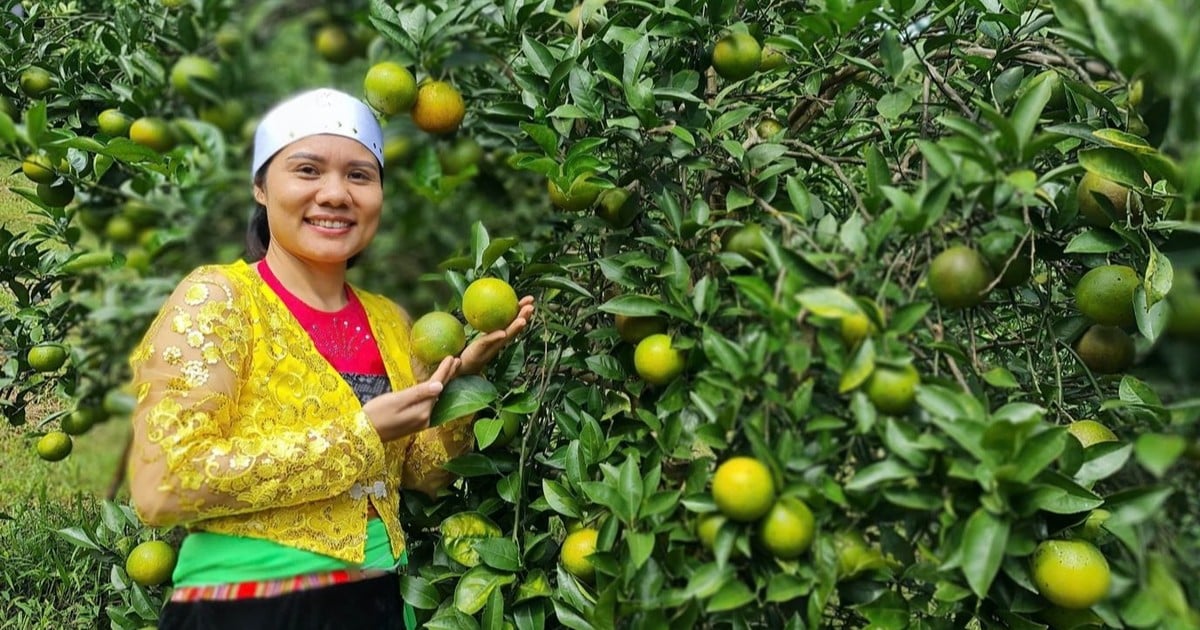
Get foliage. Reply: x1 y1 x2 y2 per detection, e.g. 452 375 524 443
2 0 1200 628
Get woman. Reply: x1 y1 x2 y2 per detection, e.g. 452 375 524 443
128 88 534 630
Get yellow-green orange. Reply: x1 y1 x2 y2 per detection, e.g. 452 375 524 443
170 55 218 100
126 540 177 587
439 138 483 175
696 514 725 550
61 409 99 436
1067 420 1118 448
615 314 666 344
36 431 73 462
27 343 67 372
1032 540 1111 610
560 528 598 581
105 216 138 243
22 153 57 184
839 308 878 347
383 137 413 165
1075 265 1138 328
411 81 465 135
759 497 815 559
364 62 417 116
313 24 357 64
756 118 785 139
548 176 604 211
20 66 53 97
98 109 134 136
462 278 519 333
711 32 762 80
1075 325 1134 374
833 530 885 580
865 363 920 415
928 246 994 309
596 187 638 228
410 312 466 366
489 411 521 449
1077 171 1133 227
711 456 775 522
130 117 178 153
633 334 685 385
758 45 787 71
724 223 767 260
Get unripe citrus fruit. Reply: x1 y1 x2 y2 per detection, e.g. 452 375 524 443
126 540 177 587
1074 265 1138 328
214 25 241 56
1066 420 1118 448
462 278 519 333
724 223 767 260
103 388 137 416
979 232 1033 289
27 343 67 372
758 45 788 71
633 334 685 385
711 456 775 522
759 496 815 559
1074 325 1135 374
833 530 884 580
864 363 920 415
169 55 218 100
560 528 598 581
22 153 57 184
61 409 99 436
489 411 521 449
696 513 725 549
928 246 994 309
1031 540 1111 610
596 187 638 227
1077 172 1134 227
411 81 466 135
313 24 357 64
364 62 418 116
615 314 666 344
36 181 74 207
839 310 877 347
36 431 73 462
711 32 762 80
19 66 53 97
199 100 246 134
548 175 604 211
439 138 483 175
410 312 466 366
97 109 134 137
755 118 785 139
105 216 138 243
129 117 178 153
383 137 413 165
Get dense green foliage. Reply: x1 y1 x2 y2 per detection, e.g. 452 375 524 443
3 0 1200 628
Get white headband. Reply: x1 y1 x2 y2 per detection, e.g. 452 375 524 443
251 88 384 180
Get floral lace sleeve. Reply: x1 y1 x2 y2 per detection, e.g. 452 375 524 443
128 268 386 527
394 303 476 497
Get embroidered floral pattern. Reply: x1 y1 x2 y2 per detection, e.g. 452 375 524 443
128 262 475 564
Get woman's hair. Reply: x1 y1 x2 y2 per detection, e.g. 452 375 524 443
244 160 364 268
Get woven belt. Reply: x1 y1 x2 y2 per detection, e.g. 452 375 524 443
169 568 392 602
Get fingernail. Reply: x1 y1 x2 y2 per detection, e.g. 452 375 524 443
429 382 443 394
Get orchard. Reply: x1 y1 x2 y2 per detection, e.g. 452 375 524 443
2 0 1200 628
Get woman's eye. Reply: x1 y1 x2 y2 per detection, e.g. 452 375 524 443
350 170 376 182
296 165 319 176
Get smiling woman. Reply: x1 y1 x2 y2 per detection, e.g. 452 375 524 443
126 88 535 630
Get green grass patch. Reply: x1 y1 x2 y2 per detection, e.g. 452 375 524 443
0 411 131 513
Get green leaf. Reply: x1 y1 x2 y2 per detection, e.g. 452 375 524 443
877 91 913 119
55 527 101 551
441 512 503 568
1093 128 1155 154
766 573 809 603
1078 147 1145 189
626 531 654 571
1010 71 1053 156
839 339 876 394
454 566 516 615
475 537 522 572
795 287 862 320
1064 229 1126 254
481 237 520 272
431 376 498 426
706 579 756 613
514 569 552 604
960 509 1009 597
597 294 663 317
1134 433 1186 478
1076 443 1133 483
400 575 441 609
683 563 731 600
982 367 1019 389
542 479 582 518
1145 242 1173 308
845 458 916 492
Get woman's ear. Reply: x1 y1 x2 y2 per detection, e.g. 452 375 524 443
253 186 266 206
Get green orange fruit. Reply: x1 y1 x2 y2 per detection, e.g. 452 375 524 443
364 62 418 116
928 246 994 309
462 278 520 333
711 456 775 522
864 363 920 415
711 32 762 80
410 312 466 365
633 334 685 385
1074 265 1138 328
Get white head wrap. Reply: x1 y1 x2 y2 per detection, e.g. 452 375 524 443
251 88 384 180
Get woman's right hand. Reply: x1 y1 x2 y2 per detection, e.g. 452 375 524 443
363 356 460 442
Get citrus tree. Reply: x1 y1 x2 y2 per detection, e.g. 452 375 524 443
3 0 1200 628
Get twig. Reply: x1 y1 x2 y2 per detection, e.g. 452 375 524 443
785 141 869 217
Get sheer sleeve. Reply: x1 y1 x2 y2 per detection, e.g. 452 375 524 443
394 303 476 497
128 269 387 527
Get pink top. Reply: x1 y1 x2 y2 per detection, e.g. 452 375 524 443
257 260 389 402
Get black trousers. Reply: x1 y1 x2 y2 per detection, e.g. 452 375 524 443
157 573 405 630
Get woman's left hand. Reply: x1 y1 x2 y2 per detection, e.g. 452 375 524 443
460 296 536 375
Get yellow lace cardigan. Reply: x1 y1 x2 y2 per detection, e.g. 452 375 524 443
128 260 472 563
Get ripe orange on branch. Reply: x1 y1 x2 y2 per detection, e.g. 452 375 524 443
364 62 417 116
462 278 519 333
711 456 775 522
411 81 465 135
633 334 684 385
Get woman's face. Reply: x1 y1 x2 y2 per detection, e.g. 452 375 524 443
253 134 383 267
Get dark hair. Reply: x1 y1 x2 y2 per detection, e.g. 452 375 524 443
245 160 363 268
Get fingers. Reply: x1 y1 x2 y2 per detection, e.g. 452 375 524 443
429 356 460 384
